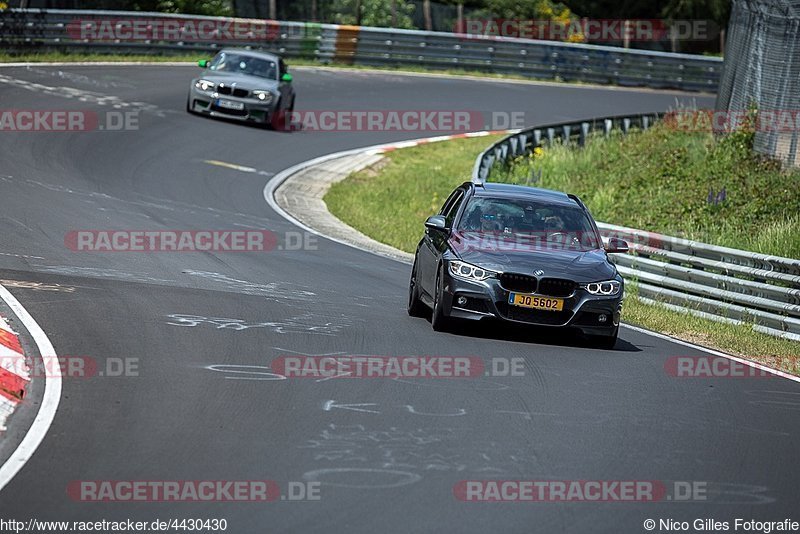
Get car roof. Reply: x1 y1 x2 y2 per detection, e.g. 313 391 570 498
472 183 578 207
217 49 281 62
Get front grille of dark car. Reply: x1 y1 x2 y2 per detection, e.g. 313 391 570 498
216 86 249 98
497 302 573 326
499 273 538 293
537 278 577 297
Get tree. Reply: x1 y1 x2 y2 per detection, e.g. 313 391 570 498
481 0 575 21
331 0 415 28
133 0 233 16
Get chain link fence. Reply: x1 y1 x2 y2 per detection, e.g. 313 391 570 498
715 0 800 167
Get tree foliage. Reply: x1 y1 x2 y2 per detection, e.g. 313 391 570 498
480 0 575 21
331 0 416 28
133 0 232 16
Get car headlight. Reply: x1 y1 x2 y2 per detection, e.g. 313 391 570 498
448 260 496 282
581 280 621 296
252 90 273 103
195 79 215 92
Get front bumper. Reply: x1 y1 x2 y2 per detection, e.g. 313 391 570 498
441 270 622 336
188 87 278 124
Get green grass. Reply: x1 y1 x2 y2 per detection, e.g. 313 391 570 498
325 129 800 371
326 134 506 253
498 125 800 258
624 285 799 374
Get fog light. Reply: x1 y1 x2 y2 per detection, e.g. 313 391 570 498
598 314 608 323
457 296 468 306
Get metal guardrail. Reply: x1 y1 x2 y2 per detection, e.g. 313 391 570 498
0 8 721 92
0 9 322 59
473 115 800 341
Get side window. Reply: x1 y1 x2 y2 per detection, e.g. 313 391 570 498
443 191 465 228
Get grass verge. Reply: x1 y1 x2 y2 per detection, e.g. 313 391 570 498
325 130 800 373
498 125 800 258
624 286 798 374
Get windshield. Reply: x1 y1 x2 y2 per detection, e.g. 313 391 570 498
456 196 601 251
208 52 278 80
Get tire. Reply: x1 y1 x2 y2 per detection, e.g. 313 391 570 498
270 99 291 131
591 325 619 349
431 265 450 332
186 97 194 114
407 256 426 317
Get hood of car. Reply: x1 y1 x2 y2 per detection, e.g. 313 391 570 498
449 231 616 282
196 71 279 89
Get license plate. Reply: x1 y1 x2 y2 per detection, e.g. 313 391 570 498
215 99 244 111
508 293 564 311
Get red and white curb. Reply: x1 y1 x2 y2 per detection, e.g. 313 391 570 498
0 315 30 432
0 283 61 493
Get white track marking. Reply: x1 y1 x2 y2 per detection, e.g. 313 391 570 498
203 159 273 176
0 283 62 493
621 323 800 384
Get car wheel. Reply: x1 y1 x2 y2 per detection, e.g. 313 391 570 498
270 101 289 131
407 256 426 318
186 97 195 114
431 265 450 332
591 325 618 349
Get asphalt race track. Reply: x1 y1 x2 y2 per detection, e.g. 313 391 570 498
0 65 798 533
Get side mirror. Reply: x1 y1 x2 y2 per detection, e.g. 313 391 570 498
605 237 629 254
424 215 448 233
198 59 210 68
281 73 293 83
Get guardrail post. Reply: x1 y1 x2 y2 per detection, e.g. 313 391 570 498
516 133 527 154
579 122 590 146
